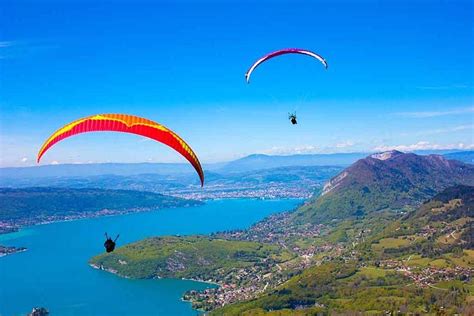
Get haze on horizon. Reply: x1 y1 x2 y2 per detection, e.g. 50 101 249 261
1 0 473 167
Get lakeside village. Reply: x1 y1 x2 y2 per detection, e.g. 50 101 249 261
183 211 341 310
172 185 316 200
182 212 473 311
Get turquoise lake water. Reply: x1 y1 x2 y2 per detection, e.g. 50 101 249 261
0 199 301 316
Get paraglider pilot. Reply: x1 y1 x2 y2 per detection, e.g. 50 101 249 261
288 112 297 125
104 233 119 253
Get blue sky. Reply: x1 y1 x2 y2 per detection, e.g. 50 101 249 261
0 0 473 166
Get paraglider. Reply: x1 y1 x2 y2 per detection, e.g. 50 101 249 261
245 48 327 83
37 114 204 186
104 233 119 253
245 48 327 124
288 112 298 125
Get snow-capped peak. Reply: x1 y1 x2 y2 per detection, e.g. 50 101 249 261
370 150 404 161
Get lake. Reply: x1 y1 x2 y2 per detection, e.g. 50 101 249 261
0 199 301 316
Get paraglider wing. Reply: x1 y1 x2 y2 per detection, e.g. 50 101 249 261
245 48 327 83
37 114 204 186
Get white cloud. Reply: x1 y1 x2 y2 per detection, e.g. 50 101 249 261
262 141 358 155
20 157 28 163
51 160 59 165
394 106 474 118
373 141 474 152
262 145 319 155
335 141 355 148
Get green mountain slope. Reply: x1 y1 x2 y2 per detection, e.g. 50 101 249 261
89 236 293 280
213 185 474 315
369 184 473 257
293 151 474 223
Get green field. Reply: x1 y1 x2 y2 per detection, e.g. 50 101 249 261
372 237 411 251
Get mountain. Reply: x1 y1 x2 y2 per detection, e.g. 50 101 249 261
0 163 208 179
212 185 474 315
293 151 474 223
443 150 474 164
0 166 343 201
0 155 358 179
218 153 368 172
0 150 467 179
379 184 474 251
212 151 471 173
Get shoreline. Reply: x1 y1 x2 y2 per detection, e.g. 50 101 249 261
180 277 221 287
0 247 27 258
89 263 220 313
2 198 302 314
89 263 221 287
0 197 303 238
0 203 203 237
89 263 129 279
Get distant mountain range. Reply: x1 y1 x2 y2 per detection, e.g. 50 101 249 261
294 150 474 223
0 163 203 179
0 166 343 200
219 153 368 172
0 154 360 179
1 150 471 179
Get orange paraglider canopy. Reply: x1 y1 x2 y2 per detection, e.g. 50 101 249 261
37 113 204 186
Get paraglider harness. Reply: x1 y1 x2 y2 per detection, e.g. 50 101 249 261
104 233 119 253
288 112 297 125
